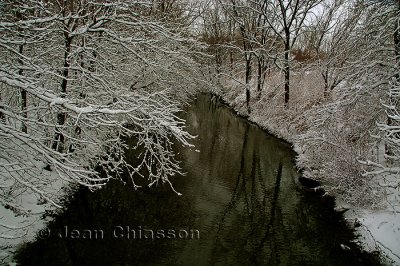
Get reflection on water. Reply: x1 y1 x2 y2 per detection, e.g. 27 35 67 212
15 94 380 265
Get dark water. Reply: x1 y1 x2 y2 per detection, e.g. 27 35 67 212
15 94 380 265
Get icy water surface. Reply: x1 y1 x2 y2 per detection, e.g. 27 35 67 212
16 94 380 265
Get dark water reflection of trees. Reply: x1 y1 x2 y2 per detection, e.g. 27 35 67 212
16 94 380 266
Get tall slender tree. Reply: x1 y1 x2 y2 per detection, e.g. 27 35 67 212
263 0 322 106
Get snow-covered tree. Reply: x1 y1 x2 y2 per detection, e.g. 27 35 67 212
215 0 260 113
297 0 400 204
0 0 205 215
261 0 323 106
299 0 358 98
359 0 400 183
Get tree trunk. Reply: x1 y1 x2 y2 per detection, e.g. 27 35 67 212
386 1 400 156
0 93 4 121
245 53 252 114
257 57 268 99
61 37 72 95
257 58 262 92
323 68 329 98
52 35 72 152
283 28 291 106
284 43 290 106
16 10 27 133
229 20 234 72
19 44 27 133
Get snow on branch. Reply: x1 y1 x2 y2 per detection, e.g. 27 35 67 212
0 0 206 219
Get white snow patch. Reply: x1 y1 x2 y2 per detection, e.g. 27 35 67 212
344 208 400 265
0 168 67 264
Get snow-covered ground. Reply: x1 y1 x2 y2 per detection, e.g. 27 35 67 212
0 161 68 264
349 209 400 265
0 195 46 264
347 172 400 265
213 80 400 265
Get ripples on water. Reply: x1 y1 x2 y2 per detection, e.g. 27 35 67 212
16 94 381 265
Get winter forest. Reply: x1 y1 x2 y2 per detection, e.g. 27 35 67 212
1 0 400 265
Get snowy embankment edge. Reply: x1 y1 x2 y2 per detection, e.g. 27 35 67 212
211 89 400 265
0 164 70 264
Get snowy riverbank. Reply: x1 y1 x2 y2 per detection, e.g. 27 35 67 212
212 80 400 265
0 161 70 264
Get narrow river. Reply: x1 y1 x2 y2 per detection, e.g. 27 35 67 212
16 94 380 265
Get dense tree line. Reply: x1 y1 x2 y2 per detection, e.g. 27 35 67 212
199 0 400 204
